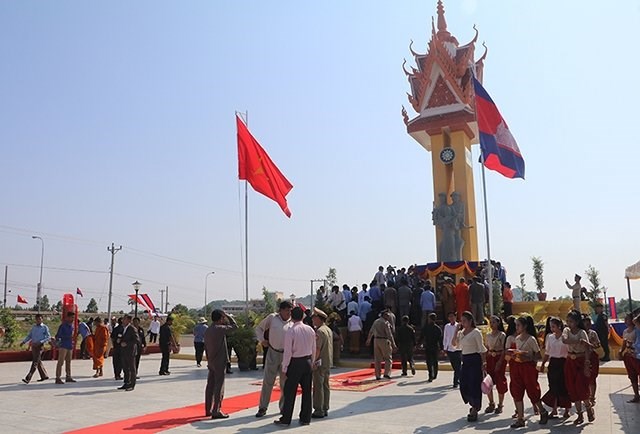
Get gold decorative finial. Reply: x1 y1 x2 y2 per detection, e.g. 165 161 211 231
436 0 449 36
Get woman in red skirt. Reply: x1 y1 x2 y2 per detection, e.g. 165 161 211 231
507 315 549 428
562 310 594 425
620 314 639 402
540 317 571 418
582 315 602 407
484 315 507 414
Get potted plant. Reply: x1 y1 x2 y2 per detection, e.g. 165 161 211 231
227 311 260 371
532 257 546 301
228 327 257 371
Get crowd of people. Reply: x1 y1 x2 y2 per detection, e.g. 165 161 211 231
15 262 640 429
19 312 179 391
256 264 640 429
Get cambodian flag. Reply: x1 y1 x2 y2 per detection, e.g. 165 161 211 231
473 78 525 179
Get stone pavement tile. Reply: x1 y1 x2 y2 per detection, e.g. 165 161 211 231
0 355 639 433
0 354 266 433
166 371 640 434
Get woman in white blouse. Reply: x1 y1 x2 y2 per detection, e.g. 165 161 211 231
507 315 548 428
539 317 571 418
452 311 486 422
562 309 593 425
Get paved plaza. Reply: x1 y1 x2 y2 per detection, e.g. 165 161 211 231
0 353 638 433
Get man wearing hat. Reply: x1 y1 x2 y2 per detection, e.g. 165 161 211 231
311 307 333 419
193 317 209 367
565 274 582 312
366 310 397 380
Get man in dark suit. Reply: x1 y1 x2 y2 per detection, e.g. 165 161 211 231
111 317 124 380
118 315 139 391
204 309 238 419
133 317 146 376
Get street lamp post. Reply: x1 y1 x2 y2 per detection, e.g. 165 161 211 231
132 281 141 318
31 236 44 313
204 272 215 319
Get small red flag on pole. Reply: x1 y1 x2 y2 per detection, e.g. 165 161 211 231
76 288 84 297
237 115 293 217
17 295 28 304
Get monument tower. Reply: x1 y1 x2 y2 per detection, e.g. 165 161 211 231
402 0 485 263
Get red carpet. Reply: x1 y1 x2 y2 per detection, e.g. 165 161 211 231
65 390 280 434
65 369 379 433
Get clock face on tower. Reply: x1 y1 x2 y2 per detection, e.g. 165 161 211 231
440 147 456 164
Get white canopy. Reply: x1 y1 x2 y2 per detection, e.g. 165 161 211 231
625 260 640 280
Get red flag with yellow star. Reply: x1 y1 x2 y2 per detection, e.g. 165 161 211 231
237 114 293 217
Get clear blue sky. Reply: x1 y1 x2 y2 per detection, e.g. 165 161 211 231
2 0 639 312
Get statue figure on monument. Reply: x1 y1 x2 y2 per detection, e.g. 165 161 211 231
432 193 457 262
450 191 465 261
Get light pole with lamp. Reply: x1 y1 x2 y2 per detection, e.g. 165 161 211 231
204 271 215 319
132 281 141 318
31 236 44 313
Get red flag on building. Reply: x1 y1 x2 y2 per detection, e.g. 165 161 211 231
237 115 293 217
76 288 84 297
17 295 28 304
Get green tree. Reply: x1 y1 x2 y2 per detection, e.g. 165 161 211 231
531 257 544 293
172 303 189 316
0 308 20 348
262 286 275 315
53 300 62 312
615 298 640 317
492 280 503 316
85 298 99 313
325 267 337 288
584 265 604 310
33 294 51 311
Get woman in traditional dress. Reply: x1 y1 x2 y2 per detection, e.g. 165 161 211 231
540 317 571 418
484 315 507 414
452 311 487 422
620 314 639 402
92 317 109 378
562 309 594 425
508 315 549 428
582 315 602 407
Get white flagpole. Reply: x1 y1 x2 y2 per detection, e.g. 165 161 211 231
480 152 494 317
244 111 249 315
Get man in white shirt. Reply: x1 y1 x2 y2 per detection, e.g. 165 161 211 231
442 311 462 388
328 286 345 312
148 316 161 343
347 298 358 320
374 266 386 287
358 283 369 305
255 301 293 418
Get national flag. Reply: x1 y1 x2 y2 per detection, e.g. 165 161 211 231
473 78 525 179
128 293 155 314
140 293 157 313
17 295 28 304
608 297 617 320
76 287 83 297
237 114 293 217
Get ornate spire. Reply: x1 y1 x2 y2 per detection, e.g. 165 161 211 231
436 0 450 38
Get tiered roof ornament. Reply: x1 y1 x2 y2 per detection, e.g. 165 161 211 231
402 0 488 151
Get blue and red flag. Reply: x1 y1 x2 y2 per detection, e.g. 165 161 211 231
76 287 83 297
473 78 525 179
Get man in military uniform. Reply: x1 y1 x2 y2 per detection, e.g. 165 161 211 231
366 310 397 380
311 308 333 419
